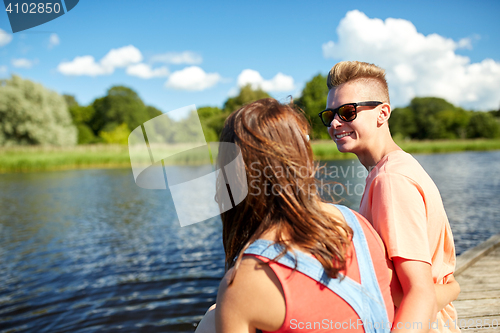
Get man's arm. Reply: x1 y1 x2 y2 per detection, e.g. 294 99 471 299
390 269 460 313
435 274 460 311
392 257 438 333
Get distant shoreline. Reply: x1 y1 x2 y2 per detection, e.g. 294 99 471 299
1 139 500 173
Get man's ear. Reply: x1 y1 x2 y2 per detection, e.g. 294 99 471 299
377 103 391 127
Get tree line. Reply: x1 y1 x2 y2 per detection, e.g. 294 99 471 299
0 74 499 146
197 74 500 141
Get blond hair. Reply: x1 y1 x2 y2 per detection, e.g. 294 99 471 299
327 61 390 104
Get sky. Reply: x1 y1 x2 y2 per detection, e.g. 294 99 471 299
1 0 499 120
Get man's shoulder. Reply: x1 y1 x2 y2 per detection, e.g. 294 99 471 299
370 150 443 201
373 150 427 182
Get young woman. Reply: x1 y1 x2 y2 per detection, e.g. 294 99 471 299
197 98 395 333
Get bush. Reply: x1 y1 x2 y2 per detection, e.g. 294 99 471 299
0 75 77 146
467 112 500 139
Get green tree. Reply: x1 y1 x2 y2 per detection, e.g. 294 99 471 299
142 110 174 145
435 108 471 139
64 94 99 144
146 105 163 120
391 97 477 140
139 105 173 144
64 89 165 145
467 112 500 139
75 124 98 144
172 109 207 143
223 84 271 114
294 74 329 140
63 94 78 109
0 75 77 146
407 97 459 139
389 107 417 140
197 106 224 142
489 109 500 118
195 85 271 141
99 123 130 144
90 86 150 136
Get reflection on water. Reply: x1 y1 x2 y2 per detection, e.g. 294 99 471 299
0 169 224 332
0 151 499 332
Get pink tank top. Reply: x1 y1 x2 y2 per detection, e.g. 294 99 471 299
245 211 394 333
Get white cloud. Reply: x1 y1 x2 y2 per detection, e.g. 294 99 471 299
0 65 7 75
12 58 35 68
322 10 500 110
57 55 109 76
457 38 472 50
0 29 12 47
151 51 202 65
100 45 142 70
165 66 221 91
48 33 60 48
237 69 295 92
57 45 142 76
126 63 169 79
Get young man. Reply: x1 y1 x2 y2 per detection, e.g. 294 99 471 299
321 61 460 333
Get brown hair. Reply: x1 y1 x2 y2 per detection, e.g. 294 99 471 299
217 98 352 282
327 61 390 104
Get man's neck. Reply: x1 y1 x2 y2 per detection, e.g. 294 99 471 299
357 135 401 170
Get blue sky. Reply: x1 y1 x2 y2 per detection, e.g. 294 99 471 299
1 0 499 119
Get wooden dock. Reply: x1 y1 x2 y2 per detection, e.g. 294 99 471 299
454 233 500 332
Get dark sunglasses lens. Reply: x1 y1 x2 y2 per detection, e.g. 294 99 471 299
339 105 356 121
321 111 334 126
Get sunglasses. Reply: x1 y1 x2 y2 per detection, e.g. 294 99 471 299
318 101 383 127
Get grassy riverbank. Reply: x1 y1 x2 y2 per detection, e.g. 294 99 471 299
1 139 500 173
0 145 131 173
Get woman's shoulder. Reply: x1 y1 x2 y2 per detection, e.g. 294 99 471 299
216 255 286 332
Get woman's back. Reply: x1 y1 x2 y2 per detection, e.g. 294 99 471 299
216 204 394 333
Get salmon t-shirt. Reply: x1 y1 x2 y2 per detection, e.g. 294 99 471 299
359 150 459 333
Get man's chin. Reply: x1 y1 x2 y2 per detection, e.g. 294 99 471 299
335 143 352 153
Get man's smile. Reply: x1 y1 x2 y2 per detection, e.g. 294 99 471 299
334 131 354 140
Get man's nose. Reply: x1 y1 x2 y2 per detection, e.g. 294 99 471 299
331 112 343 128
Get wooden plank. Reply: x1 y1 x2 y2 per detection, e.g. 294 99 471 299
456 271 500 281
457 275 500 283
455 233 500 276
457 264 500 279
458 280 500 289
456 282 500 292
457 289 500 300
454 299 500 317
458 248 500 273
454 235 500 324
456 269 500 289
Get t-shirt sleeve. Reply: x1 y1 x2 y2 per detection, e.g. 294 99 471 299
369 172 431 264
